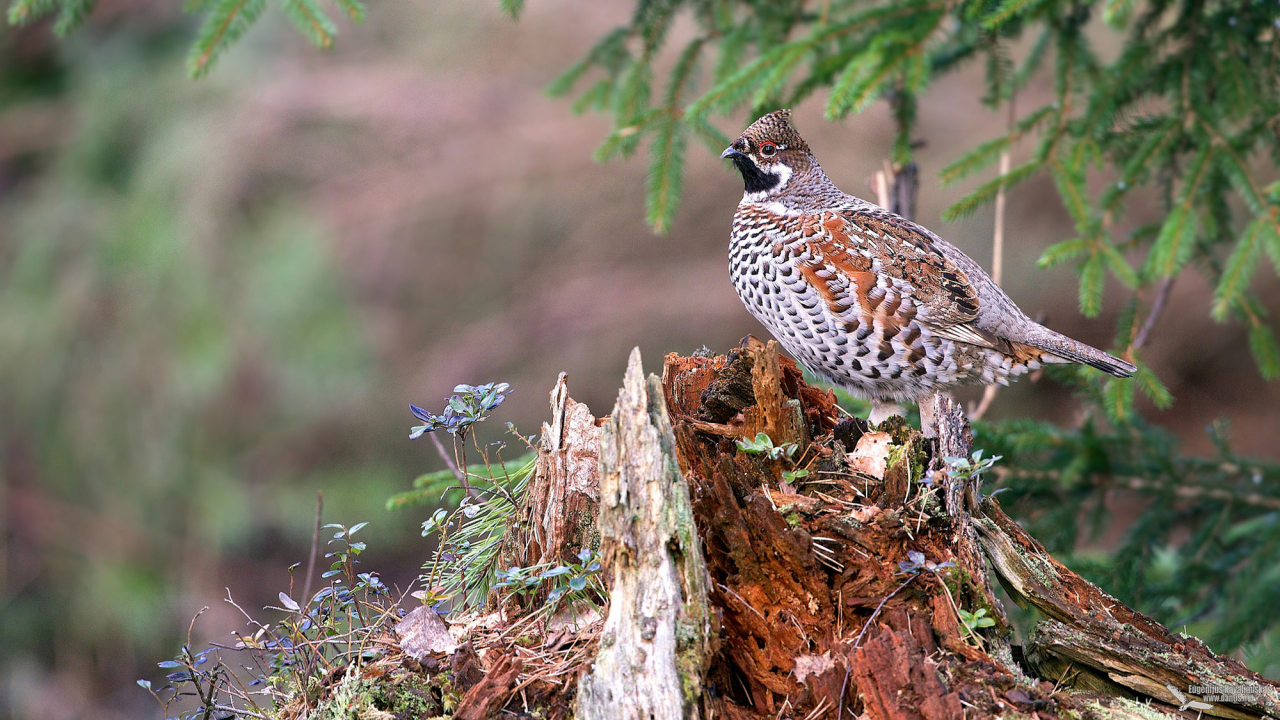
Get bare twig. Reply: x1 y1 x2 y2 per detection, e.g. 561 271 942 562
302 491 323 612
1133 276 1174 351
430 431 465 483
972 93 1017 421
991 147 1009 287
969 384 1000 421
991 92 1016 287
430 430 482 502
718 582 766 622
873 169 890 209
210 705 269 719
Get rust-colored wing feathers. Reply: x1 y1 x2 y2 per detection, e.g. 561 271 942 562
795 209 996 350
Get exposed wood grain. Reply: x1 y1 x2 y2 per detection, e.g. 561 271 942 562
577 348 713 720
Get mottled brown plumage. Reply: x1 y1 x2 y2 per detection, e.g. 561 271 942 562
721 110 1134 425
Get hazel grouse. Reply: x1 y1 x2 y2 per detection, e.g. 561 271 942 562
720 110 1134 430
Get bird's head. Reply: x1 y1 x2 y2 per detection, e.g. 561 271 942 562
721 109 813 199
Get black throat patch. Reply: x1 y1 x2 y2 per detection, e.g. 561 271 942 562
731 155 781 194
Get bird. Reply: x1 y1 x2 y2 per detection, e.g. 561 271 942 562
720 109 1135 433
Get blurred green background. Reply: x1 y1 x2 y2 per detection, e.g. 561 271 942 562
0 2 1277 718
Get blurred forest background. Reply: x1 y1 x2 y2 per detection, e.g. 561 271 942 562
1 1 1278 718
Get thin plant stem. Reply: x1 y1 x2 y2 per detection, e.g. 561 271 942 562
302 491 323 613
852 574 918 648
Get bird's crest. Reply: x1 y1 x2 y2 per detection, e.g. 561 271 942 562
739 109 810 154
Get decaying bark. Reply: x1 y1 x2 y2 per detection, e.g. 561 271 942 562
577 348 714 720
367 342 1278 720
978 497 1280 719
663 340 1042 719
500 372 602 584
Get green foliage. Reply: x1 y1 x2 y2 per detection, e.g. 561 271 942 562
525 0 1280 384
943 449 1001 488
18 0 1280 386
958 607 996 633
493 548 604 608
139 521 396 718
6 0 368 77
736 431 798 461
414 451 536 612
975 416 1280 655
0 51 400 700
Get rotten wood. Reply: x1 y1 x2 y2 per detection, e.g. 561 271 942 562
977 496 1280 719
453 652 524 720
577 348 714 720
661 341 1030 719
501 372 601 581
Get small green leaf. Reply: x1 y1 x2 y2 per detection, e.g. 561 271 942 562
825 49 882 120
1050 158 1089 231
331 0 365 21
52 0 94 35
1038 238 1089 269
1216 144 1265 216
1102 376 1134 423
1099 242 1138 289
749 42 811 110
982 0 1042 30
942 159 1041 222
187 0 267 78
646 116 686 234
1102 0 1135 26
547 59 591 98
1260 212 1280 275
498 0 523 19
6 0 56 26
688 41 804 119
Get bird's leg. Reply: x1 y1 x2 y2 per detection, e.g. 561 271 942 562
868 401 906 427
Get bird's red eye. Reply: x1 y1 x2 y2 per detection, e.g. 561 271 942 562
759 142 778 157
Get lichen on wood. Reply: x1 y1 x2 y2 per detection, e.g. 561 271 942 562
577 347 713 720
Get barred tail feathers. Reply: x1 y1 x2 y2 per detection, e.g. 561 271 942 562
1028 327 1136 378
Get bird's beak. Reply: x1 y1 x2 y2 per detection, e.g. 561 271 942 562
721 146 743 160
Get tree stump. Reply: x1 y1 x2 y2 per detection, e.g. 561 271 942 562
577 348 714 720
377 344 1279 720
